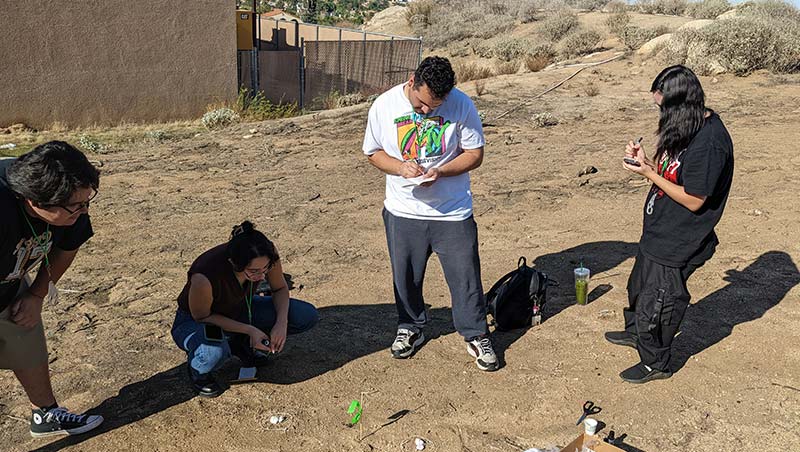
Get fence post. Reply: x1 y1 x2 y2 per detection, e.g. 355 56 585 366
251 49 259 93
338 28 344 94
300 38 305 110
386 36 393 89
361 30 367 93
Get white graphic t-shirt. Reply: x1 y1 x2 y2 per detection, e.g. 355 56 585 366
362 83 485 221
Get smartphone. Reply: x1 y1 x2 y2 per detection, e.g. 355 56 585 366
624 137 644 166
203 323 225 343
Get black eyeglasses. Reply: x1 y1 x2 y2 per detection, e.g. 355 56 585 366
49 190 98 214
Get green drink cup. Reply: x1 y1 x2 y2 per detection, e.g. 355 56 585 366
574 267 590 305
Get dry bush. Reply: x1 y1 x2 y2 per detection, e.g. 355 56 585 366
685 0 732 18
474 80 487 96
532 112 559 127
525 54 553 71
560 29 602 57
663 14 800 75
454 61 494 83
583 83 600 96
738 0 800 21
605 0 629 12
422 1 517 49
540 9 580 41
567 0 609 11
636 0 688 15
620 24 671 49
493 37 535 61
405 0 435 28
605 11 631 35
495 60 520 75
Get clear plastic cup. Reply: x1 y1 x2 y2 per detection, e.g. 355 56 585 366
574 267 590 305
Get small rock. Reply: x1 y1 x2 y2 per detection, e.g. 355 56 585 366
711 77 719 84
578 166 598 177
415 438 426 450
243 134 254 139
0 143 17 150
269 415 286 425
249 128 259 134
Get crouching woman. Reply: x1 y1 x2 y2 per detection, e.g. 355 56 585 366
171 221 318 397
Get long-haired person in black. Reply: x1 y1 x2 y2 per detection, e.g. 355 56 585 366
606 65 734 383
171 221 318 397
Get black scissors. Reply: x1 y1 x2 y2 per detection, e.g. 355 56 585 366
576 400 602 425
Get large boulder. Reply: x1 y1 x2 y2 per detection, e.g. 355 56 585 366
678 19 716 30
638 33 673 55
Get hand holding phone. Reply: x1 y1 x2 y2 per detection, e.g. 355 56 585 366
624 137 644 166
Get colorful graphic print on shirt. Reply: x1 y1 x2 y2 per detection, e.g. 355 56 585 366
646 154 682 215
2 231 52 283
395 113 453 164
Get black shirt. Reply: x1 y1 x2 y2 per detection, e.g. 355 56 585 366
176 244 253 321
639 112 734 267
0 159 94 312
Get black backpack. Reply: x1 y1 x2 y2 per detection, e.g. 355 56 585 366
486 257 555 330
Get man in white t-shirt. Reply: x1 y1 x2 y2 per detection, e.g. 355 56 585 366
362 56 498 371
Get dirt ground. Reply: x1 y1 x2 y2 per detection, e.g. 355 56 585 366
1 53 799 452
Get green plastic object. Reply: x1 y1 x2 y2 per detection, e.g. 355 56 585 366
347 400 362 425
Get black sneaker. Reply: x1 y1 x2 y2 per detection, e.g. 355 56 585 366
391 328 425 358
466 336 499 372
620 362 672 384
30 407 103 437
604 331 638 349
187 365 224 398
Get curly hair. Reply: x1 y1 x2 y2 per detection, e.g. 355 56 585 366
413 56 456 100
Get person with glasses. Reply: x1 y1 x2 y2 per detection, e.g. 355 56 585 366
171 221 318 397
1 141 103 436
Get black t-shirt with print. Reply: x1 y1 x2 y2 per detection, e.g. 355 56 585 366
639 112 734 267
0 165 94 312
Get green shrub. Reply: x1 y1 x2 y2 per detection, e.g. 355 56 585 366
235 89 298 120
202 108 239 129
620 24 671 49
540 9 580 41
686 0 732 18
560 29 602 57
605 11 631 35
532 112 559 127
77 134 105 152
493 37 535 61
636 0 688 15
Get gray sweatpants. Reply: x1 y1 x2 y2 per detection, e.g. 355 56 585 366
382 208 487 340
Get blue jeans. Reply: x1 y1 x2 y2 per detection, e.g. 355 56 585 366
171 296 318 376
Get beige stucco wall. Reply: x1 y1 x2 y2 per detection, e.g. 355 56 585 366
0 1 237 128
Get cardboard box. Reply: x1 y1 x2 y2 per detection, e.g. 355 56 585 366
562 433 625 452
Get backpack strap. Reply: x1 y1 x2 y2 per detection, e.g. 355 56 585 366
485 267 519 302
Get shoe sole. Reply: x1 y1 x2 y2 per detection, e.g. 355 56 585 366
391 332 425 359
604 334 638 350
30 416 104 437
466 345 499 372
620 371 673 384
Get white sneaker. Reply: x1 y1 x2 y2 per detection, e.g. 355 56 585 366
391 328 424 358
467 336 499 371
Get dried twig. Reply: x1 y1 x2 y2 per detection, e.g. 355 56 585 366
493 53 625 121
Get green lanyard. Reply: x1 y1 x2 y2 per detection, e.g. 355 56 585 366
243 282 254 324
658 156 670 177
19 204 51 273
